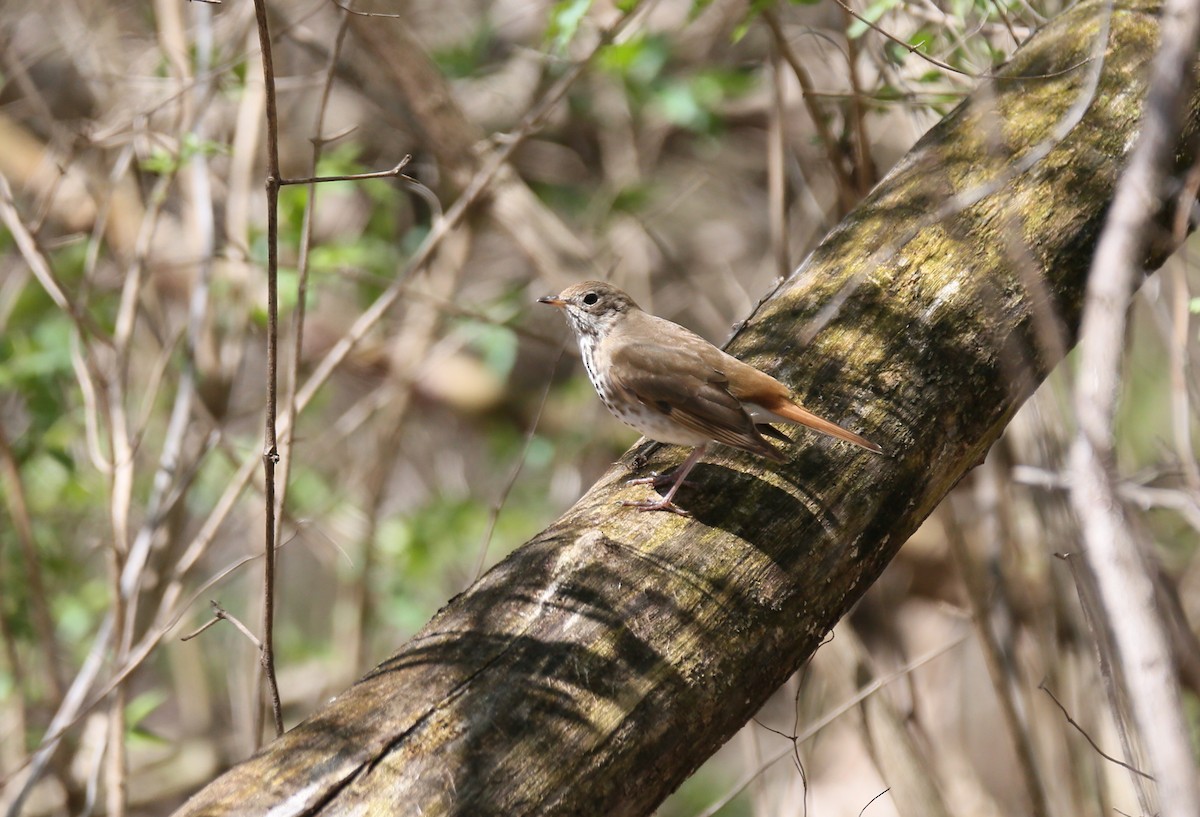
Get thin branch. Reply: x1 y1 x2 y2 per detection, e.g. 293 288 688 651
1069 0 1200 810
180 617 223 642
193 601 264 649
328 0 400 17
763 9 857 210
1037 681 1154 780
102 151 177 817
858 788 892 817
1167 264 1200 494
693 631 969 817
277 156 411 185
0 172 107 342
271 4 351 670
767 46 790 279
827 0 973 77
250 0 285 742
1055 551 1156 815
841 4 875 195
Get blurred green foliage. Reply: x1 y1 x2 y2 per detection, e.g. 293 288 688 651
142 133 230 176
599 33 757 135
549 0 596 53
433 24 501 78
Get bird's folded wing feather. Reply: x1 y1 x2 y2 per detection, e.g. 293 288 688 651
608 342 784 460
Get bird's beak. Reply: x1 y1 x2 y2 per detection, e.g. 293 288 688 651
537 295 566 308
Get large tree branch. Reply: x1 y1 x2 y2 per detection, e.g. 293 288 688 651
174 0 1199 813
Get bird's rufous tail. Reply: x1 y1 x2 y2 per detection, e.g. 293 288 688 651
763 398 883 454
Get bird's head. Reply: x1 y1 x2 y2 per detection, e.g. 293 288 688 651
537 281 640 339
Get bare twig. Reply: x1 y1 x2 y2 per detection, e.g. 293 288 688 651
763 10 857 211
101 139 176 817
277 156 412 186
1056 551 1156 815
1037 681 1154 780
841 5 875 195
828 0 973 76
190 601 264 649
328 0 399 17
1068 0 1200 811
0 172 107 342
180 617 223 642
250 0 285 742
858 788 892 817
275 10 357 574
693 631 969 817
272 4 351 670
767 47 790 280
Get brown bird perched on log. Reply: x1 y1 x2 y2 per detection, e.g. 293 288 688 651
538 281 883 515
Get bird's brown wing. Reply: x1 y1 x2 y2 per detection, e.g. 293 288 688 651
608 341 785 461
690 328 884 454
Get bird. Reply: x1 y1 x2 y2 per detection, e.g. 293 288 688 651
538 281 883 515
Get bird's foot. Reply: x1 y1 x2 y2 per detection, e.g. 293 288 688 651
619 497 691 517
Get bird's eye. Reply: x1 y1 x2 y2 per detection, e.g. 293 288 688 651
582 292 599 306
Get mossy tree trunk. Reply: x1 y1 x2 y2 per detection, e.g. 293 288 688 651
174 0 1198 813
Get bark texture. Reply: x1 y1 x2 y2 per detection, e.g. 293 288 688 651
174 0 1199 813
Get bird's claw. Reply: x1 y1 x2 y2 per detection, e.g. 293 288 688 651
618 497 691 517
627 472 675 490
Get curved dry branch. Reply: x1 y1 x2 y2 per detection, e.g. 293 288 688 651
173 0 1198 813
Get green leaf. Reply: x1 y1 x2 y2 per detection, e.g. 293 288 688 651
548 0 593 52
598 34 670 86
847 0 900 39
655 80 709 131
127 689 171 745
732 0 777 42
127 689 168 730
140 132 227 175
649 68 755 134
611 184 652 214
0 314 73 387
141 148 178 176
249 267 303 326
432 25 496 78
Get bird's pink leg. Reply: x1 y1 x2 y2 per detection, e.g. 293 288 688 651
622 445 707 515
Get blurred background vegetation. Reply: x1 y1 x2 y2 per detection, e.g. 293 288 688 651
2 0 1197 814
